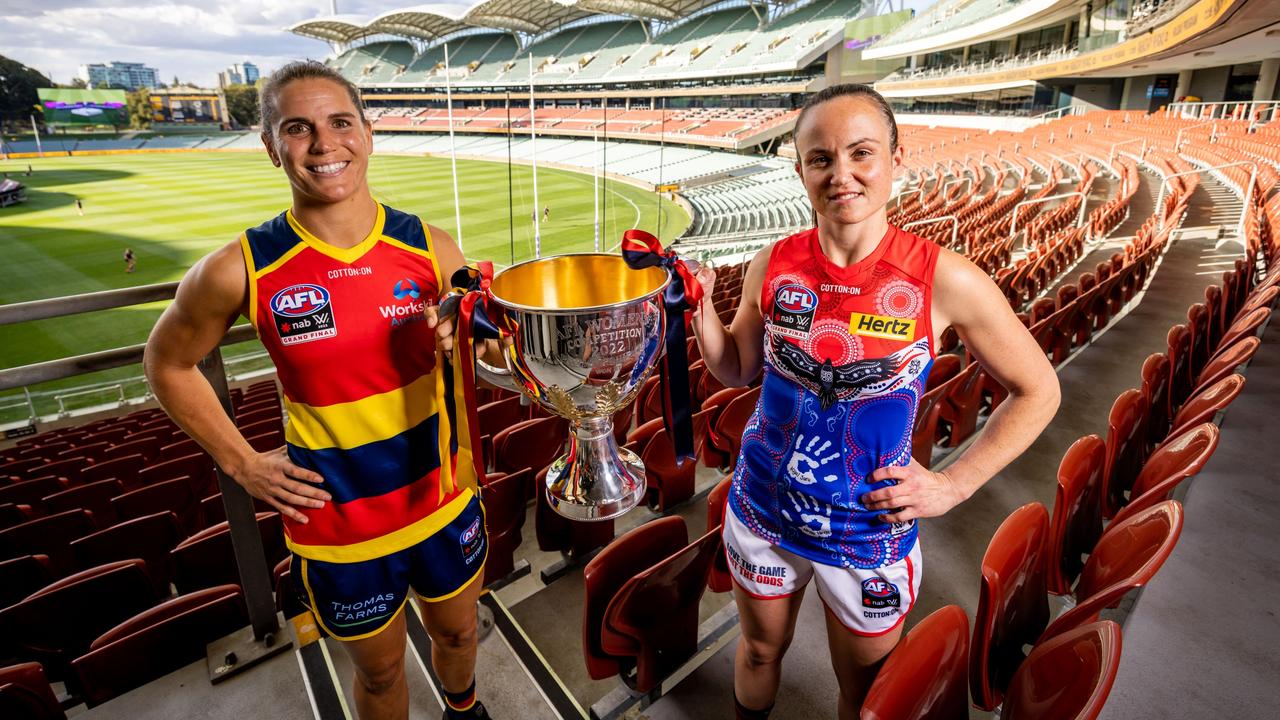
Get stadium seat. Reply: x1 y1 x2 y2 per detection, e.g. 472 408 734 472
0 502 35 530
1002 621 1122 720
70 511 184 595
1047 435 1106 596
938 362 984 447
1203 284 1224 349
1112 424 1218 526
42 479 124 527
1040 501 1183 644
705 476 732 593
0 554 54 609
912 373 960 468
698 386 751 468
599 525 720 693
1166 324 1194 414
1101 389 1148 519
141 453 216 498
1139 353 1171 449
480 468 529 586
1168 374 1245 439
0 559 155 678
640 424 701 512
860 605 969 720
581 516 687 685
79 453 146 489
0 476 68 511
534 466 615 558
170 512 285 594
478 395 528 440
1186 303 1211 376
71 585 249 707
925 354 961 391
0 662 65 720
970 502 1050 711
111 476 201 532
708 387 759 471
492 417 568 494
1214 307 1268 366
103 436 162 465
0 509 96 576
1192 336 1260 397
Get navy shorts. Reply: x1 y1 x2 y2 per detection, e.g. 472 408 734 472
292 494 488 640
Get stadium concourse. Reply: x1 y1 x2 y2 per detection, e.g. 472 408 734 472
2 0 1280 719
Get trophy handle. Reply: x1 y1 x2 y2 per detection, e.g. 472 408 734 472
475 356 520 393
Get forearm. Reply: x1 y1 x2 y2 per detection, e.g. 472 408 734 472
939 385 1060 500
693 302 750 387
147 362 256 479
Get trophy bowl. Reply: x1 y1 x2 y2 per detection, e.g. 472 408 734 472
478 253 669 520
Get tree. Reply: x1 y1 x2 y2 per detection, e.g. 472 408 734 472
224 83 260 128
67 77 87 89
0 54 52 128
126 89 152 129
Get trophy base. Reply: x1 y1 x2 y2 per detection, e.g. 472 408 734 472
546 416 647 521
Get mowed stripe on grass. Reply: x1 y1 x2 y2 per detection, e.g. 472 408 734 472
0 151 689 405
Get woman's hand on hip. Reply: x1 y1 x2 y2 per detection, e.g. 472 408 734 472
860 458 969 524
234 447 330 524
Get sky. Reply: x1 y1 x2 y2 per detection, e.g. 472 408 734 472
1 0 936 88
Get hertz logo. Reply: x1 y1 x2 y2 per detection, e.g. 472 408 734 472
849 312 916 340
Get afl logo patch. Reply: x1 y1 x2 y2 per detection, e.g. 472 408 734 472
460 515 485 564
772 284 818 340
270 284 337 345
861 578 901 609
460 516 481 544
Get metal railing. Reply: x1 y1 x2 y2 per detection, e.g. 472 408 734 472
1010 191 1087 236
903 215 960 251
0 283 287 680
1165 101 1280 126
1155 161 1258 240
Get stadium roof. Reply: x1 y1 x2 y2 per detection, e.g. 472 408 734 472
290 0 768 43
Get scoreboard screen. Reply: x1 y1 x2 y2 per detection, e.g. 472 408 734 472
37 88 128 126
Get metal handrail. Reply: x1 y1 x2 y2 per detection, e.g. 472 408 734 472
1010 191 1087 235
1155 161 1258 239
1109 138 1145 166
903 215 959 251
1175 120 1217 151
0 282 179 326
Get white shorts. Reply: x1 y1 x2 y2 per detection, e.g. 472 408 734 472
723 509 921 636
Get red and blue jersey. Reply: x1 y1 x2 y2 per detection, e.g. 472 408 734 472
728 225 939 569
240 203 478 563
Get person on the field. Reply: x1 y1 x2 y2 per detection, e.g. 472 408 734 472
75 198 83 216
691 84 1059 720
123 247 136 273
543 205 550 222
144 61 493 720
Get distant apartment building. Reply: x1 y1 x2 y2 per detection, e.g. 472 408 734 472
218 61 260 88
79 61 159 90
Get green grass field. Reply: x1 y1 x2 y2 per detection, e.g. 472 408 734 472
0 150 689 421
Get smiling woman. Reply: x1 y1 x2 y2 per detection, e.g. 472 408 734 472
142 60 495 720
690 83 1060 720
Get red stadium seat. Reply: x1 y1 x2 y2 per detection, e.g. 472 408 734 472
79 453 146 489
111 476 201 532
706 386 759 472
581 516 687 685
1166 324 1193 414
70 511 184 595
698 386 751 468
1040 501 1183 644
1101 389 1148 519
1215 306 1268 358
1168 374 1245 439
492 416 568 491
1139 353 1171 449
0 554 54 609
140 453 215 498
1185 303 1211 376
970 502 1050 711
103 436 161 465
534 466 615 558
71 585 249 707
1192 336 1260 397
42 479 124 527
938 362 984 447
0 476 68 511
170 512 285 594
0 502 35 530
1002 621 1122 720
600 526 720 693
1112 424 1218 526
861 605 969 720
640 425 700 512
477 395 528 440
0 662 65 720
480 468 529 585
1047 435 1106 596
706 476 732 593
925 354 962 392
0 559 155 678
0 509 96 577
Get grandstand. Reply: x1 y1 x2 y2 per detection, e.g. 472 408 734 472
2 0 1280 718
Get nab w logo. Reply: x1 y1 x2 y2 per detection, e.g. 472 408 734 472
271 284 330 316
776 284 817 313
393 278 420 300
861 577 901 608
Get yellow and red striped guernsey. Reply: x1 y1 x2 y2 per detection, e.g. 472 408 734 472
240 203 478 563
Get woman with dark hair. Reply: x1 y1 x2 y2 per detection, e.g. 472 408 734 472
144 61 491 720
692 84 1059 719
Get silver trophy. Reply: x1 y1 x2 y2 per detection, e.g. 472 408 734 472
476 253 669 520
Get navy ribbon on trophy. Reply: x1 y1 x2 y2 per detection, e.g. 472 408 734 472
620 229 702 460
